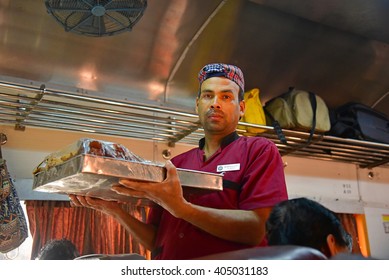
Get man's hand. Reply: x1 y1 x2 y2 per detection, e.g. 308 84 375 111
112 160 190 218
69 194 124 217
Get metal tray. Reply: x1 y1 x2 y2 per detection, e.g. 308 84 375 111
33 154 223 205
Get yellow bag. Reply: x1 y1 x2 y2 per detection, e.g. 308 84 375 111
238 88 266 134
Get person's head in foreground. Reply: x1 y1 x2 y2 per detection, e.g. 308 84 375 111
266 197 352 258
37 238 80 260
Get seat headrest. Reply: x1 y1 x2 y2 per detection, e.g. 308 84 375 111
195 245 327 260
75 253 146 260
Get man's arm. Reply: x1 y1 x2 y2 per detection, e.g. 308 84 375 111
178 204 271 245
69 195 158 250
112 161 271 245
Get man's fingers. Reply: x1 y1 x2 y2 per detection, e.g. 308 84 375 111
112 185 148 198
118 178 154 192
69 194 83 207
165 160 178 177
69 199 77 207
75 195 90 207
69 194 98 208
164 160 180 184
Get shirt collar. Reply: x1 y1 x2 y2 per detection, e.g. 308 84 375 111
199 131 240 150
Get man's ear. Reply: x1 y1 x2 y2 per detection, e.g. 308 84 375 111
326 234 338 257
239 100 245 118
195 97 199 114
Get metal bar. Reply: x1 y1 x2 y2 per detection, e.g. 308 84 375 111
1 80 389 168
26 106 195 134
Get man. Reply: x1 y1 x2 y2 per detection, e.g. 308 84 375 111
70 63 288 259
266 197 352 258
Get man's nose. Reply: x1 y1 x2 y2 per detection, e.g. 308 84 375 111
210 97 221 109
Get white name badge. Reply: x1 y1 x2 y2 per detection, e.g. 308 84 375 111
216 163 240 173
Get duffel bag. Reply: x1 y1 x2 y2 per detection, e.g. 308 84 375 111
264 87 331 144
265 87 331 133
329 102 389 144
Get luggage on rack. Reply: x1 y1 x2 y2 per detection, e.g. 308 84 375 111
328 102 389 144
264 87 331 132
264 87 331 144
238 88 267 134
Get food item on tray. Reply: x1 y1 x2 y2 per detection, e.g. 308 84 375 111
32 138 223 204
33 138 145 174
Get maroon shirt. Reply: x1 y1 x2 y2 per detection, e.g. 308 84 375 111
148 132 288 259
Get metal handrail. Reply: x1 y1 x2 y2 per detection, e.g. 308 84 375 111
1 80 389 168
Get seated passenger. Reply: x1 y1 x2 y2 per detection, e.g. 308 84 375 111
36 238 80 260
265 197 352 258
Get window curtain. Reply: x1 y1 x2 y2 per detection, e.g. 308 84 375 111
26 201 361 259
26 200 150 260
338 213 361 254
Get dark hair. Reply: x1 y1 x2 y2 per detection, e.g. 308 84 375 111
266 197 352 257
37 238 80 260
238 88 244 101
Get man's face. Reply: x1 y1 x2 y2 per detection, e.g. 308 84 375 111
196 77 245 135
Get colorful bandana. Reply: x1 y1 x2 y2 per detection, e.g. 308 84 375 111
198 63 245 92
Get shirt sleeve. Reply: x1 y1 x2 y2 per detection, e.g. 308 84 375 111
238 138 288 210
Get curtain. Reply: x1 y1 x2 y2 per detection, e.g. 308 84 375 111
338 213 361 254
26 200 150 260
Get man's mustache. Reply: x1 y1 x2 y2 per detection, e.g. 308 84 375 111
206 109 224 118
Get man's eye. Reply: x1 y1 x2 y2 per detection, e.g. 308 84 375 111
222 95 232 100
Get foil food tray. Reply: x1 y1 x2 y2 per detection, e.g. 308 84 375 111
33 154 223 205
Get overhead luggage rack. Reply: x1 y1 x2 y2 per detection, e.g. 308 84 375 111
0 81 201 143
1 81 389 169
257 128 389 169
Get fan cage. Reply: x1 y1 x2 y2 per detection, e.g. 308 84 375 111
45 0 148 37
